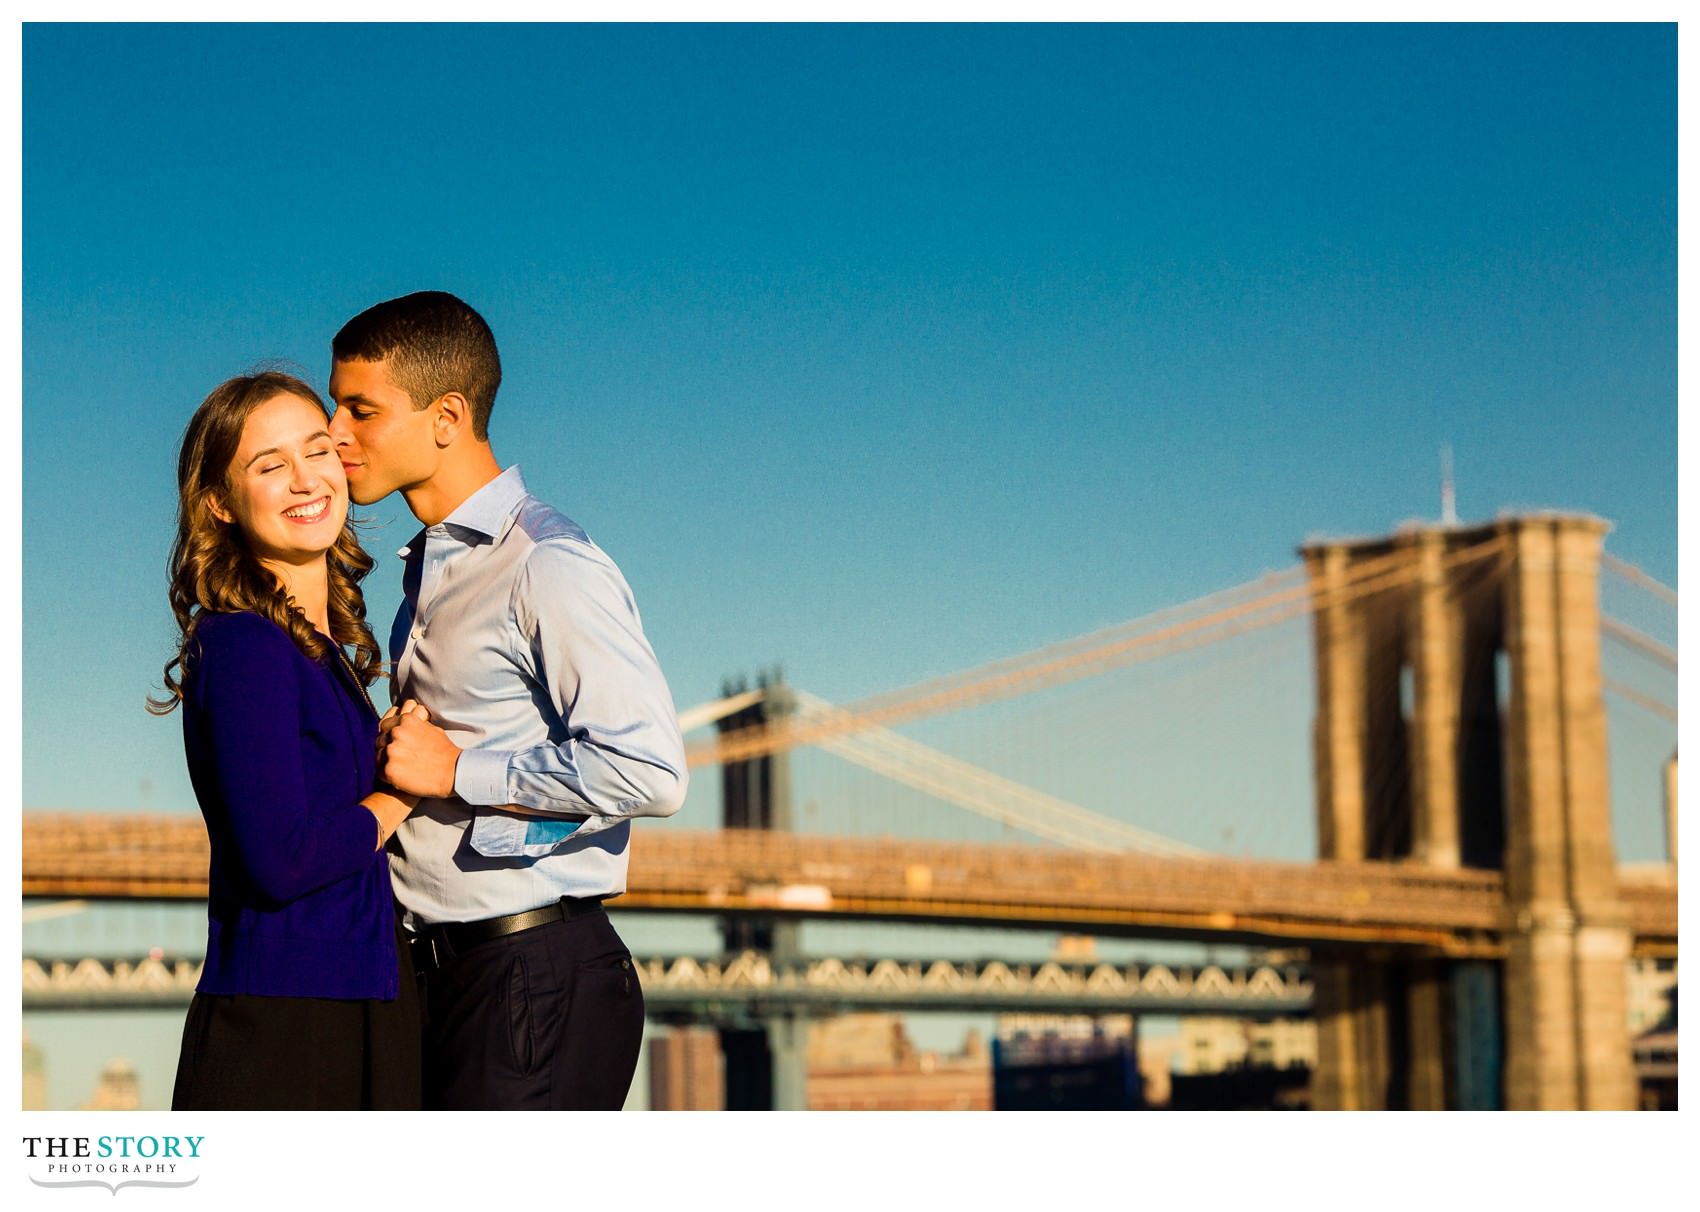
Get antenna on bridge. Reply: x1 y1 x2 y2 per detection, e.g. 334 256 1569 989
1440 444 1456 525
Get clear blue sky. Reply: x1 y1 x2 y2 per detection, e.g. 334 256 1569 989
23 22 1676 823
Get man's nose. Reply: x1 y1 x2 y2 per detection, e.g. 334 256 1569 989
327 409 351 444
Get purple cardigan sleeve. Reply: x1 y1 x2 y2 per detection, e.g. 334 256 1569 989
192 614 379 906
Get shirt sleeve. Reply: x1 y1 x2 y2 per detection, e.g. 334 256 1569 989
453 538 688 846
192 615 380 905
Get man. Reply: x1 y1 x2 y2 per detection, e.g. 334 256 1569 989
327 290 687 1110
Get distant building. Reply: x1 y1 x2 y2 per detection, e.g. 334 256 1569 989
1629 960 1676 1111
1136 1034 1183 1106
806 1014 991 1110
992 1013 1142 1110
1168 1064 1312 1110
1176 1016 1317 1075
1161 960 1668 1110
1626 956 1677 1036
22 1031 45 1111
1632 1026 1677 1111
649 1027 724 1111
80 1059 140 1111
808 1012 915 1069
991 986 1317 1109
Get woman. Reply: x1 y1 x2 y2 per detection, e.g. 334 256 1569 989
150 370 420 1110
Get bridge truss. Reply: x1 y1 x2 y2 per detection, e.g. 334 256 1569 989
23 952 1312 1017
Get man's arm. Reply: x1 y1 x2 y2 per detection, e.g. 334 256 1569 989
379 538 688 842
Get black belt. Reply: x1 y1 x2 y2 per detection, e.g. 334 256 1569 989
411 896 605 969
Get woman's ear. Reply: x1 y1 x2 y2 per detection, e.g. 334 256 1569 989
204 490 233 525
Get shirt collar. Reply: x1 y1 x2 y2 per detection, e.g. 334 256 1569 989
440 464 528 539
397 465 527 558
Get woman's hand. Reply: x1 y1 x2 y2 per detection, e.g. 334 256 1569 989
362 786 419 850
376 699 462 799
365 701 429 848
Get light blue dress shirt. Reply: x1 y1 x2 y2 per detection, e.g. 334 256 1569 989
385 466 687 925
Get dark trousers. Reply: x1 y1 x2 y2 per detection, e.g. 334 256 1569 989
412 904 645 1110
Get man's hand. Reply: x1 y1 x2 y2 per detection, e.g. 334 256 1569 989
377 699 461 799
378 697 430 737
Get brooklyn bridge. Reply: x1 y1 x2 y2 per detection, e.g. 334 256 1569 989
22 513 1679 1110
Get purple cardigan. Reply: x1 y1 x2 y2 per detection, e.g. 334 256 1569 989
182 610 398 1000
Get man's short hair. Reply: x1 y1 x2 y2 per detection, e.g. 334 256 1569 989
332 291 502 440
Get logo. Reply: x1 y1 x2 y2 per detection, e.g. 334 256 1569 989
22 1137 203 1195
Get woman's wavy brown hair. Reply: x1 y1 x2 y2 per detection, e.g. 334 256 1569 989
147 371 383 715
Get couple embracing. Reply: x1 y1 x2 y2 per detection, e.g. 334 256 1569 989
152 291 688 1111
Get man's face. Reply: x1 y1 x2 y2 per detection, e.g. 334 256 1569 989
327 357 439 506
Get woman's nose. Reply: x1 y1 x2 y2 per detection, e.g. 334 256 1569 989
289 457 317 491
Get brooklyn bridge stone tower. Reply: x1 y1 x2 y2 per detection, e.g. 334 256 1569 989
1303 514 1635 1110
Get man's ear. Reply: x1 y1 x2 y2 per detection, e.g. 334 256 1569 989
204 490 233 525
432 392 473 447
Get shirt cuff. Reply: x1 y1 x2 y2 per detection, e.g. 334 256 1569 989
452 747 512 807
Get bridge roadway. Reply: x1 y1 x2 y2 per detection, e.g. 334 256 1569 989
23 813 1677 958
23 951 1312 1016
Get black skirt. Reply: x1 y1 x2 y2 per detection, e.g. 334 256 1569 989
171 915 422 1111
